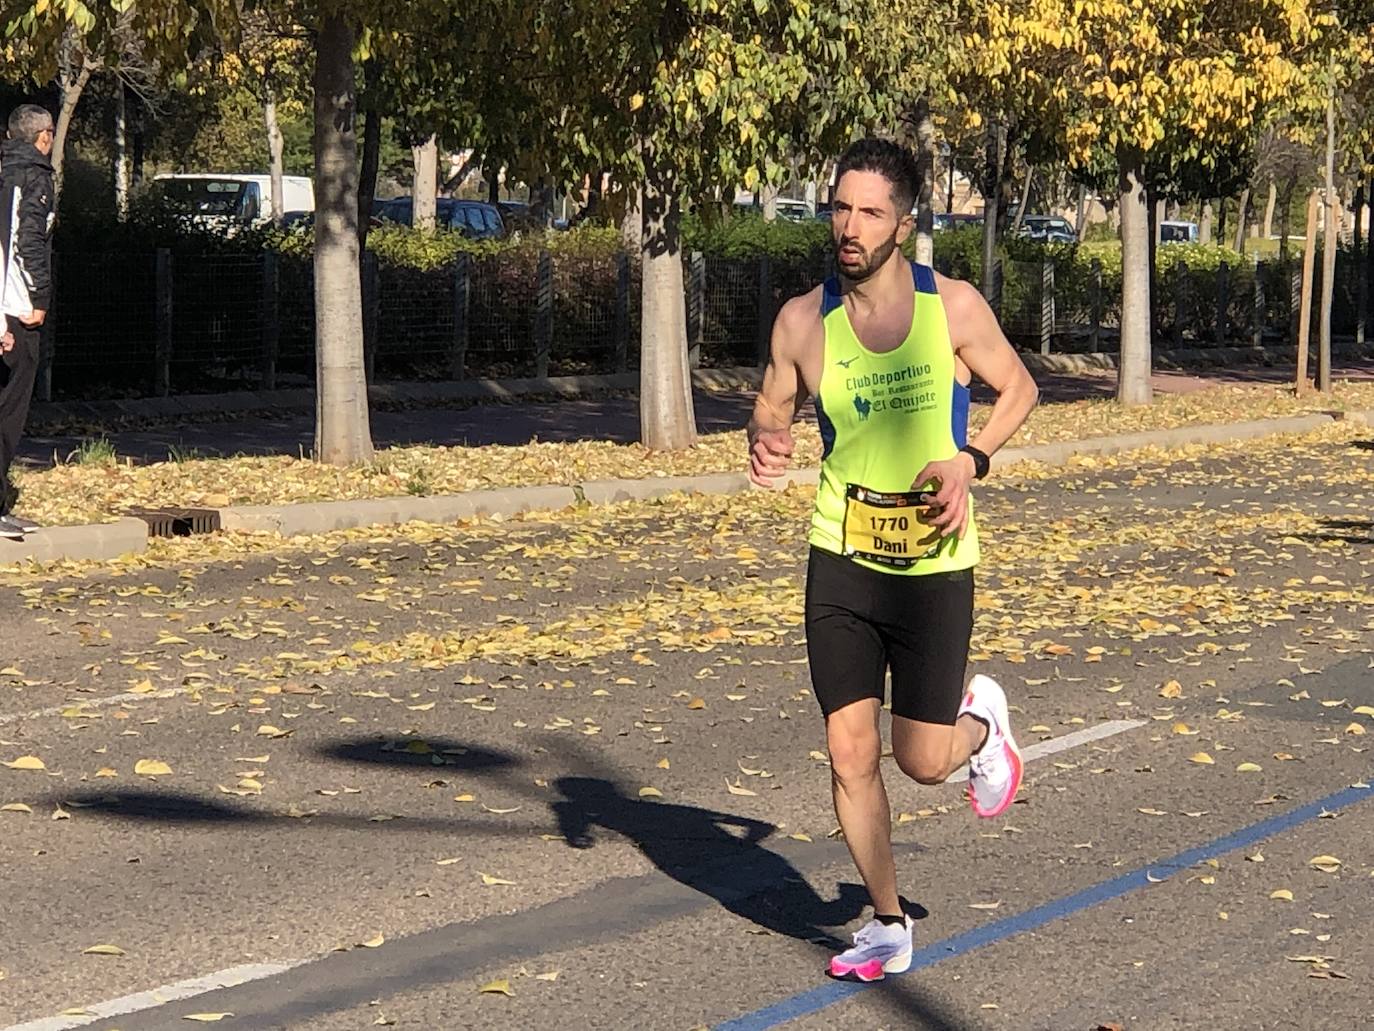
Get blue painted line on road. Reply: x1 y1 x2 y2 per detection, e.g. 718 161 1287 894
715 778 1374 1031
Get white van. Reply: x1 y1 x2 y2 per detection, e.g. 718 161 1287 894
1160 220 1200 244
153 174 315 227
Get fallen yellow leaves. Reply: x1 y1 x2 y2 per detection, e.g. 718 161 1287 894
1309 856 1342 874
82 944 126 956
478 979 513 997
183 1013 234 1022
12 380 1374 528
3 756 46 771
134 759 173 777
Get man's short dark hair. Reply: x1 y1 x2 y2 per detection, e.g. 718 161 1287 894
835 138 919 217
8 104 54 144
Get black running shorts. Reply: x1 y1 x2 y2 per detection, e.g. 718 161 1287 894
804 547 973 725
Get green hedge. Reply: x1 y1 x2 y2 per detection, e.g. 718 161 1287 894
57 204 1335 281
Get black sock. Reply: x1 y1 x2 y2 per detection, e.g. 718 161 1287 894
875 912 906 926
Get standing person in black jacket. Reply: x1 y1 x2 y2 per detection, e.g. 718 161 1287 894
0 103 56 540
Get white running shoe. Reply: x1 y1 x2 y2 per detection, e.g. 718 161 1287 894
827 916 913 981
961 674 1023 818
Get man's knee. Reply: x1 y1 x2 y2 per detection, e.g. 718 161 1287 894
895 751 948 786
827 733 881 787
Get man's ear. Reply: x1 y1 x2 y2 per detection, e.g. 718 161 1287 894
894 211 915 245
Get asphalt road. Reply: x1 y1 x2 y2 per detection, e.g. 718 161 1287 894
0 419 1370 1031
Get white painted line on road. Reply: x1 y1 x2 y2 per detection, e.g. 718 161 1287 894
0 688 187 727
946 719 1146 783
1 961 309 1031
1 719 1146 1031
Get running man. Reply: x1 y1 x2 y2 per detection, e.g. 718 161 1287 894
747 138 1039 981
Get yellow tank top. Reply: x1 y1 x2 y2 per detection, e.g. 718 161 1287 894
808 262 980 576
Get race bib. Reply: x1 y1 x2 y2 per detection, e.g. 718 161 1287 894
842 484 943 569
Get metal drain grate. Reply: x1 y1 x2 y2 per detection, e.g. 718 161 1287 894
127 507 223 538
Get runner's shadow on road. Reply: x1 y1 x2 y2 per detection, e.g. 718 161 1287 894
317 736 518 772
551 775 891 948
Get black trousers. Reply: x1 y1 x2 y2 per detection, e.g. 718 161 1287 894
0 315 40 515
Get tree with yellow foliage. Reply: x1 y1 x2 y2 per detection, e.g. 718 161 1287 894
972 0 1320 403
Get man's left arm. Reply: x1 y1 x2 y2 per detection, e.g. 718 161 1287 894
913 279 1039 538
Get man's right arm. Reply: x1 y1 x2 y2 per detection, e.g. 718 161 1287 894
747 295 813 487
17 169 53 321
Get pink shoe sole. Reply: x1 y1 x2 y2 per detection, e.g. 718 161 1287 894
969 736 1023 818
828 957 887 981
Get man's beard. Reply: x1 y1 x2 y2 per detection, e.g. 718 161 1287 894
837 231 900 284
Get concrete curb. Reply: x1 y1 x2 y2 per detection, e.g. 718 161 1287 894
206 407 1372 540
7 408 1370 565
216 485 580 537
0 517 148 566
580 472 752 505
997 413 1337 467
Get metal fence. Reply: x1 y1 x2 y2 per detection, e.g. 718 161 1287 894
36 247 1373 401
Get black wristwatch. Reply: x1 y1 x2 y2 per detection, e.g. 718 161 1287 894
960 445 990 480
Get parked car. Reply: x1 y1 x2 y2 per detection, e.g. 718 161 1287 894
497 200 551 233
153 173 315 229
377 197 506 239
1017 215 1077 244
1160 220 1200 244
933 212 983 231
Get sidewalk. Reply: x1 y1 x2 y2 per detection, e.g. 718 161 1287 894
19 358 1374 469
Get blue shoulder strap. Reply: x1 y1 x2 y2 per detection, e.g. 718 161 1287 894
821 276 843 316
911 261 937 295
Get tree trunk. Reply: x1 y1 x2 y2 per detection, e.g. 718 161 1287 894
413 134 438 232
621 181 642 254
113 81 129 220
1319 91 1336 393
1010 162 1032 233
980 122 1005 300
639 161 696 450
129 87 144 188
1356 183 1367 345
913 97 935 265
52 56 95 204
356 64 382 250
1117 156 1153 406
441 151 480 195
264 83 285 226
1232 188 1250 253
1263 180 1277 238
1278 176 1297 261
1216 197 1227 246
312 10 373 465
1147 186 1159 345
761 185 778 222
487 166 500 205
1199 201 1213 244
1075 183 1088 241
